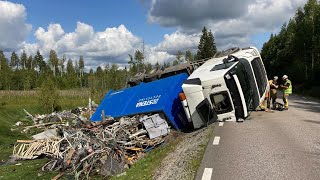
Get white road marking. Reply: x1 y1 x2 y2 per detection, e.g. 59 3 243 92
219 122 224 126
201 168 213 180
213 136 220 145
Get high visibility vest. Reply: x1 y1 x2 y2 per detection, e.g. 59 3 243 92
283 79 292 94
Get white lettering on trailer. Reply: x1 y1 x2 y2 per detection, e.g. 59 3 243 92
136 95 161 107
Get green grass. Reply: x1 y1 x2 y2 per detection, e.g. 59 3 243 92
110 136 183 180
0 90 212 180
111 126 214 180
0 159 57 180
188 126 214 179
0 91 89 179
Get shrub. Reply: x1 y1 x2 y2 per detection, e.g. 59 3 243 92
38 78 60 113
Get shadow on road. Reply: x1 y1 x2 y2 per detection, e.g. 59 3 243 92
290 95 320 113
303 120 320 125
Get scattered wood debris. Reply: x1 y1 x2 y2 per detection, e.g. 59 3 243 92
12 107 170 179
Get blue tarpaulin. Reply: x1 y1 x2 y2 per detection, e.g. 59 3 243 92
91 73 189 130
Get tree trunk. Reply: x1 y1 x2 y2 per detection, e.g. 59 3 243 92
311 51 314 80
305 64 308 81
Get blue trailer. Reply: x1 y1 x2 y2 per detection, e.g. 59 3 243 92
91 73 189 130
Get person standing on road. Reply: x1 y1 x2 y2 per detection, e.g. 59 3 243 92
280 75 292 110
268 76 279 109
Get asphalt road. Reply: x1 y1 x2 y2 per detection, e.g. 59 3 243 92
196 95 320 180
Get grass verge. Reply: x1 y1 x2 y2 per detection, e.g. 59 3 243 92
188 125 214 179
111 134 183 180
0 91 89 179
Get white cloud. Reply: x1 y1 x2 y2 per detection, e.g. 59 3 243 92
24 22 142 68
32 22 141 56
145 46 176 65
23 22 191 69
149 0 307 50
0 1 31 51
4 0 307 71
155 32 199 54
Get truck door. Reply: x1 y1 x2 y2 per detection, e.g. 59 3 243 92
195 98 218 126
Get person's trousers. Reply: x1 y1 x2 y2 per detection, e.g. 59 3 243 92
270 89 277 108
283 94 289 108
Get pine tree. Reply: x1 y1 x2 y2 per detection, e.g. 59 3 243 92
207 30 217 57
34 51 46 73
49 50 59 77
20 51 27 69
185 50 193 62
134 50 144 72
26 55 33 70
0 50 8 71
10 52 19 69
176 51 183 64
145 63 153 73
66 59 75 75
0 50 10 90
38 77 60 113
59 55 66 77
155 62 160 69
79 56 85 77
128 54 137 76
197 27 217 59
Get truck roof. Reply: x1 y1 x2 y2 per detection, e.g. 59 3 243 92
188 47 260 84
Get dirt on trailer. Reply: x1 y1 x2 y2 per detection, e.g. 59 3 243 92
153 125 213 180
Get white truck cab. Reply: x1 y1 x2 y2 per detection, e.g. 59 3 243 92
182 47 269 129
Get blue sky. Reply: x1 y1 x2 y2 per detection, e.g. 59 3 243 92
0 0 307 68
9 0 175 45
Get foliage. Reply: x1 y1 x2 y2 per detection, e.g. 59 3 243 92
135 49 145 72
111 136 183 180
185 50 194 62
174 50 183 65
0 91 88 179
0 26 217 94
261 0 320 87
38 78 60 113
196 27 217 60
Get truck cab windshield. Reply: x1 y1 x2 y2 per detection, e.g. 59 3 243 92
210 92 233 114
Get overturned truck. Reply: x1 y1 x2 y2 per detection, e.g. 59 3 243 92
91 73 190 130
92 47 269 130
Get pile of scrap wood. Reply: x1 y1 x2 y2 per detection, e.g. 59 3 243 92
23 107 89 125
13 109 170 179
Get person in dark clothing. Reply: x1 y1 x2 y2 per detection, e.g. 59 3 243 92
268 76 279 109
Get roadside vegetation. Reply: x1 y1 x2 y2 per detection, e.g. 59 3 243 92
261 0 320 98
0 91 214 180
110 133 183 180
0 90 89 179
0 25 220 179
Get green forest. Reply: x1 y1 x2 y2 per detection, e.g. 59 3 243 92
261 0 320 92
0 27 216 95
3 0 320 98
